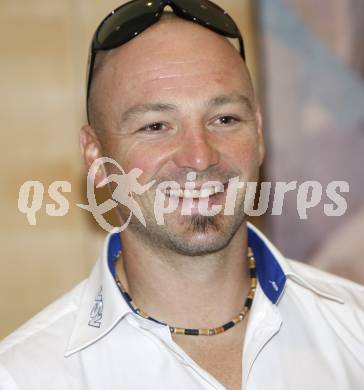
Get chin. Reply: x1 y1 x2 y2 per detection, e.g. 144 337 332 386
163 213 244 256
169 236 232 256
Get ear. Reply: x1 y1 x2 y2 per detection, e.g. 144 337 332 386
80 125 107 186
255 103 265 166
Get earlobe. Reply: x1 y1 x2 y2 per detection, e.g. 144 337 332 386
80 125 106 185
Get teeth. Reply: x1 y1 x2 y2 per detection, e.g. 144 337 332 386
163 185 223 199
163 188 182 198
184 188 216 198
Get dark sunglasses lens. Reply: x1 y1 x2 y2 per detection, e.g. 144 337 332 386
97 0 160 48
173 0 239 36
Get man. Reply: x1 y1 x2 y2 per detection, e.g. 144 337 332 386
0 1 363 389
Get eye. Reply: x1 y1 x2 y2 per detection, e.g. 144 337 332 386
215 115 240 126
139 122 166 133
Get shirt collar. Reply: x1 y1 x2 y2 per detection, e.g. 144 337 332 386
65 222 343 357
247 223 344 304
64 231 133 357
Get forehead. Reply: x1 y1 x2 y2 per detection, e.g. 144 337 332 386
91 18 252 119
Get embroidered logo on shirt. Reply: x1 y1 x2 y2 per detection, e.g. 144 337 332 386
269 280 279 292
88 286 103 328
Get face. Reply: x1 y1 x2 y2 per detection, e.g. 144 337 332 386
81 18 264 256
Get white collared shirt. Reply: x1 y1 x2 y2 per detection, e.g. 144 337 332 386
0 224 363 390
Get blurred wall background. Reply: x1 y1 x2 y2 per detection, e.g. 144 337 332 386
258 0 364 282
0 0 257 339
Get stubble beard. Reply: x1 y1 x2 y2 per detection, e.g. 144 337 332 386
123 194 247 257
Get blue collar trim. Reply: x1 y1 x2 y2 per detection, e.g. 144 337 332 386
107 227 286 305
247 228 286 304
107 231 121 279
107 232 141 316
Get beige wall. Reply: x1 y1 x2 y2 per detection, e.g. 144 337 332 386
0 1 257 338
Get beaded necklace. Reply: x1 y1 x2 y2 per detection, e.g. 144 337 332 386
114 247 257 336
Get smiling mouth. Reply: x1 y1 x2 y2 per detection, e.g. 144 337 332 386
162 183 226 199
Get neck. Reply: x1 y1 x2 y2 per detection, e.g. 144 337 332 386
115 222 250 329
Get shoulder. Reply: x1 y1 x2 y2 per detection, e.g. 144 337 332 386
0 280 86 366
285 258 364 311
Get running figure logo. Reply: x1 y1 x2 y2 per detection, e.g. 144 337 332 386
78 157 155 232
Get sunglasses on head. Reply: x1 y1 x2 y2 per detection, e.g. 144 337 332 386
86 0 246 120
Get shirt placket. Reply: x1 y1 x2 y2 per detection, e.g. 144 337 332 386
145 324 227 390
242 284 283 390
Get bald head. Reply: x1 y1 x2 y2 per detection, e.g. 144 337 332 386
87 13 254 135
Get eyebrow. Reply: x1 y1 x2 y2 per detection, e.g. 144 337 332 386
121 93 253 122
121 103 178 122
207 93 253 112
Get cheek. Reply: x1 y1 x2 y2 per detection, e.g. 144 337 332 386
111 139 170 184
221 133 260 172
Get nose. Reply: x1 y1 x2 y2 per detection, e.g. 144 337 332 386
172 126 220 172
